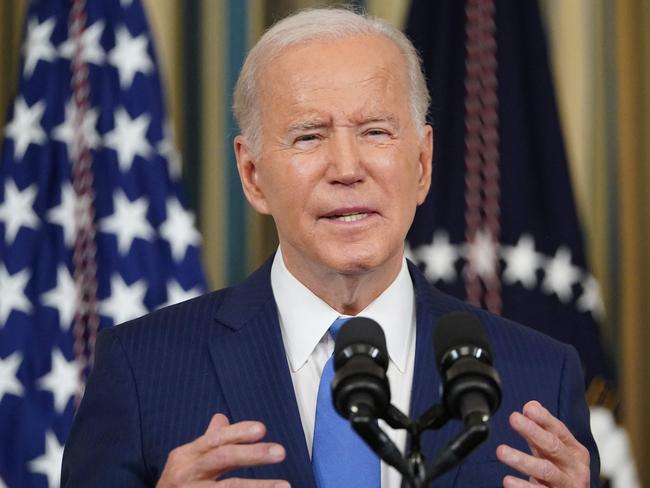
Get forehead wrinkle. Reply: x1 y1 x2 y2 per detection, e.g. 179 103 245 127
261 43 410 136
287 64 396 101
289 74 399 119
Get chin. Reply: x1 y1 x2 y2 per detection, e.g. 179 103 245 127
320 246 394 276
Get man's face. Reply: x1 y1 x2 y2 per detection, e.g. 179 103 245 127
236 34 432 279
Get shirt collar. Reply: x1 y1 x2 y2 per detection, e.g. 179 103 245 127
271 247 415 374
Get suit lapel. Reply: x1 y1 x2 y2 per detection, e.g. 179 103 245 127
207 259 464 487
208 260 316 488
408 261 463 486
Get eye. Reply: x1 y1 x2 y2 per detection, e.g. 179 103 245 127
293 133 322 150
364 128 391 139
295 134 319 142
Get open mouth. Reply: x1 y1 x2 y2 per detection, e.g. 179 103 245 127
332 212 368 222
327 212 369 222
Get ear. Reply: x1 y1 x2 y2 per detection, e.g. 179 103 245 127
415 124 433 205
234 135 271 215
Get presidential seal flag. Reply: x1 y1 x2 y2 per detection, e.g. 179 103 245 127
405 1 638 486
0 0 207 486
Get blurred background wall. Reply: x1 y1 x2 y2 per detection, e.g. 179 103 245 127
1 0 648 482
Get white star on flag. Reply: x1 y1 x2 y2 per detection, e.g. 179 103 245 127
416 230 459 283
45 184 77 247
0 265 32 325
22 17 57 77
40 265 77 331
52 99 101 159
542 246 581 303
0 179 39 245
99 190 154 255
59 20 106 66
577 275 605 320
108 26 154 89
0 0 211 481
160 198 201 262
163 279 202 308
157 122 182 180
104 107 152 171
100 273 148 325
501 234 541 289
37 349 79 413
0 351 24 402
464 229 499 279
3 96 46 161
28 431 64 488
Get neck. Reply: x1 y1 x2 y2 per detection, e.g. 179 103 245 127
279 249 404 316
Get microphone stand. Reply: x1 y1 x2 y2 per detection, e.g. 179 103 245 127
349 402 490 488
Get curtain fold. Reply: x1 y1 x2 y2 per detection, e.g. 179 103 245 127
615 0 650 481
0 1 27 132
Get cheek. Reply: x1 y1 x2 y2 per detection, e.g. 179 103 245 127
371 149 423 197
282 149 331 189
258 157 322 212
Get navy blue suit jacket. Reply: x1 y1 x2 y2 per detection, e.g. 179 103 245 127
62 259 600 487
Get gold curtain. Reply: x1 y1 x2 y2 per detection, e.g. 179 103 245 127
616 0 650 481
0 1 27 136
542 0 650 482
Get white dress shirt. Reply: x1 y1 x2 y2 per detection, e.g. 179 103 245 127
271 248 417 487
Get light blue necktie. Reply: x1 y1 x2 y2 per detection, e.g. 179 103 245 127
312 317 381 487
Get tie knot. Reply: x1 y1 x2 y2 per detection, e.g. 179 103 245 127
329 317 349 341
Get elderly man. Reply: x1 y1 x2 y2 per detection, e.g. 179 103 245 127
62 7 599 488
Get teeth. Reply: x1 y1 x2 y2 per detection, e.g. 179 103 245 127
334 212 368 222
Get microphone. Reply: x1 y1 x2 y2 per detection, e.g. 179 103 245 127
420 312 502 483
331 317 390 419
331 317 412 476
328 314 503 487
433 312 501 425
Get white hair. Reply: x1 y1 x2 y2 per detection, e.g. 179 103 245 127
233 7 430 155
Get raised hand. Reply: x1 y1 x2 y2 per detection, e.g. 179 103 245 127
157 413 290 487
496 401 590 488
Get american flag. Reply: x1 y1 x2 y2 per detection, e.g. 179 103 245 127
0 1 207 486
405 0 638 486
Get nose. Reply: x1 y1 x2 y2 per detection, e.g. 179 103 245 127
326 130 365 185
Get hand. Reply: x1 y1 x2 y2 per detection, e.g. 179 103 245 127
496 400 590 488
157 413 290 487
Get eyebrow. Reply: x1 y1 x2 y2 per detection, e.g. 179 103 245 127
285 113 401 133
357 114 400 130
286 118 329 133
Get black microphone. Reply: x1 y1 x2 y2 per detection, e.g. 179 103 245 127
331 317 390 419
433 312 501 425
331 317 413 478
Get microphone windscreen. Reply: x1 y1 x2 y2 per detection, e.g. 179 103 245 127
334 316 387 358
433 312 491 365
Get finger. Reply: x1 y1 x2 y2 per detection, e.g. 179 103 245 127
216 479 290 488
197 442 286 479
204 417 268 448
502 475 543 487
509 412 565 464
195 415 267 452
522 402 591 468
190 414 230 453
522 401 580 449
496 444 569 486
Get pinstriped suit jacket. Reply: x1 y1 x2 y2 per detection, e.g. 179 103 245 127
61 259 600 487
